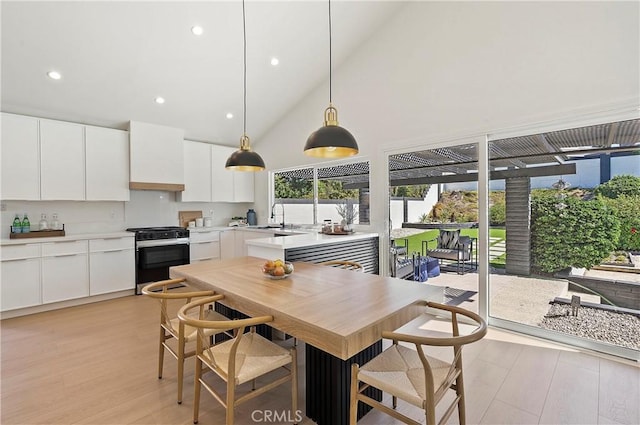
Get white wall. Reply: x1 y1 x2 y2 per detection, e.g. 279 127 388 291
254 1 639 238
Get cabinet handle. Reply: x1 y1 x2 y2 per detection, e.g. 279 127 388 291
97 249 126 253
100 237 126 241
53 253 80 258
1 258 30 262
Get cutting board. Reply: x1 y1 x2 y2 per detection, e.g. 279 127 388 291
179 210 202 228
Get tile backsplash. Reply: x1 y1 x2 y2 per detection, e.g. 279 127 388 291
1 190 251 238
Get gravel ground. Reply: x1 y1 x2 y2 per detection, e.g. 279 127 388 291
540 303 640 350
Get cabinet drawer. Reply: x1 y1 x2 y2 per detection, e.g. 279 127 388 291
1 243 41 261
89 237 134 252
42 240 88 256
190 241 220 261
189 230 220 243
42 254 89 303
1 257 41 311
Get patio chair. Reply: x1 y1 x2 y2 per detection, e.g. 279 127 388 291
422 229 475 275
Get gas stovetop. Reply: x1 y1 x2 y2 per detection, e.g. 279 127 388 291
126 226 189 241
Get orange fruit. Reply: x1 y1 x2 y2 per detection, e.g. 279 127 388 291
272 266 285 276
263 260 275 271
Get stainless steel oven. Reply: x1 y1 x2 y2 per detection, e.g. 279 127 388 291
127 227 190 294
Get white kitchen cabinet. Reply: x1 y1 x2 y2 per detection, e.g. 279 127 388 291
211 145 235 202
129 121 184 188
40 119 85 200
0 244 41 311
210 144 254 202
239 230 275 256
180 140 212 202
1 113 40 200
89 237 134 295
189 230 220 262
234 170 255 202
219 230 236 259
41 240 89 303
85 126 130 201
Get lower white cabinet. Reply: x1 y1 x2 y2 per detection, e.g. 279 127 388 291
89 237 135 295
218 229 276 259
1 243 42 310
1 235 135 313
220 230 236 259
190 230 221 262
41 240 89 303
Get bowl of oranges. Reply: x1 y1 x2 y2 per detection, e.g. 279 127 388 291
262 259 294 280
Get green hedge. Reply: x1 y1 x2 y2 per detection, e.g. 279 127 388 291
601 195 640 251
489 203 506 226
593 174 640 199
531 197 620 273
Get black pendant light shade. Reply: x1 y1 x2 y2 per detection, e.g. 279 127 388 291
225 0 265 171
225 135 266 171
304 0 358 158
304 104 358 158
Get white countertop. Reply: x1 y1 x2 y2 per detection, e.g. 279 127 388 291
1 231 134 245
245 231 379 250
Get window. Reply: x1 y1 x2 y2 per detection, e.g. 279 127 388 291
272 161 370 226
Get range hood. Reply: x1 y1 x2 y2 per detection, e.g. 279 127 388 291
129 121 185 192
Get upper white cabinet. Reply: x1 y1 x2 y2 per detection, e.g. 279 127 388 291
129 121 184 190
40 119 86 200
210 144 254 203
85 126 130 201
211 145 235 202
1 114 130 201
180 140 212 202
180 142 254 203
1 113 40 200
234 168 255 203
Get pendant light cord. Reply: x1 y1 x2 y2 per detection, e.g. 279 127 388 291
243 0 247 136
328 0 332 104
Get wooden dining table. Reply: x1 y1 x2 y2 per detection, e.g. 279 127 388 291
170 256 442 425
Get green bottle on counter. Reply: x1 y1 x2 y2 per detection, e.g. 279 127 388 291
12 214 22 233
21 213 30 233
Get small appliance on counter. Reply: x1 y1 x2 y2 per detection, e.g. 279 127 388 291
228 217 247 227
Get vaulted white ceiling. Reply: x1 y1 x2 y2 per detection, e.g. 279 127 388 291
1 1 404 145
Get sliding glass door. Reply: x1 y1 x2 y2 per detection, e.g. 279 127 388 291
487 119 639 360
386 117 639 360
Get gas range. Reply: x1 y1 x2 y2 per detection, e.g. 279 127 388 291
126 226 189 242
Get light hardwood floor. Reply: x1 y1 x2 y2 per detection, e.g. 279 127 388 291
1 295 638 425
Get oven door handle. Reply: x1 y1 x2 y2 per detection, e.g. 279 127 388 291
136 238 190 249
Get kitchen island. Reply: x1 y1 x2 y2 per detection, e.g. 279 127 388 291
245 231 380 273
170 256 440 425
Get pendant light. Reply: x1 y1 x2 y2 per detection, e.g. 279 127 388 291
304 0 359 158
225 0 265 171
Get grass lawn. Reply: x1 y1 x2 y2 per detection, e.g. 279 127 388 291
396 228 507 268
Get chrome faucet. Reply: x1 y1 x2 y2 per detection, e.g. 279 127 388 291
271 201 285 229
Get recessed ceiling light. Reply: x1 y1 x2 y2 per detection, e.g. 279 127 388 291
270 57 279 66
226 113 234 119
47 70 62 80
155 97 165 104
191 26 203 36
